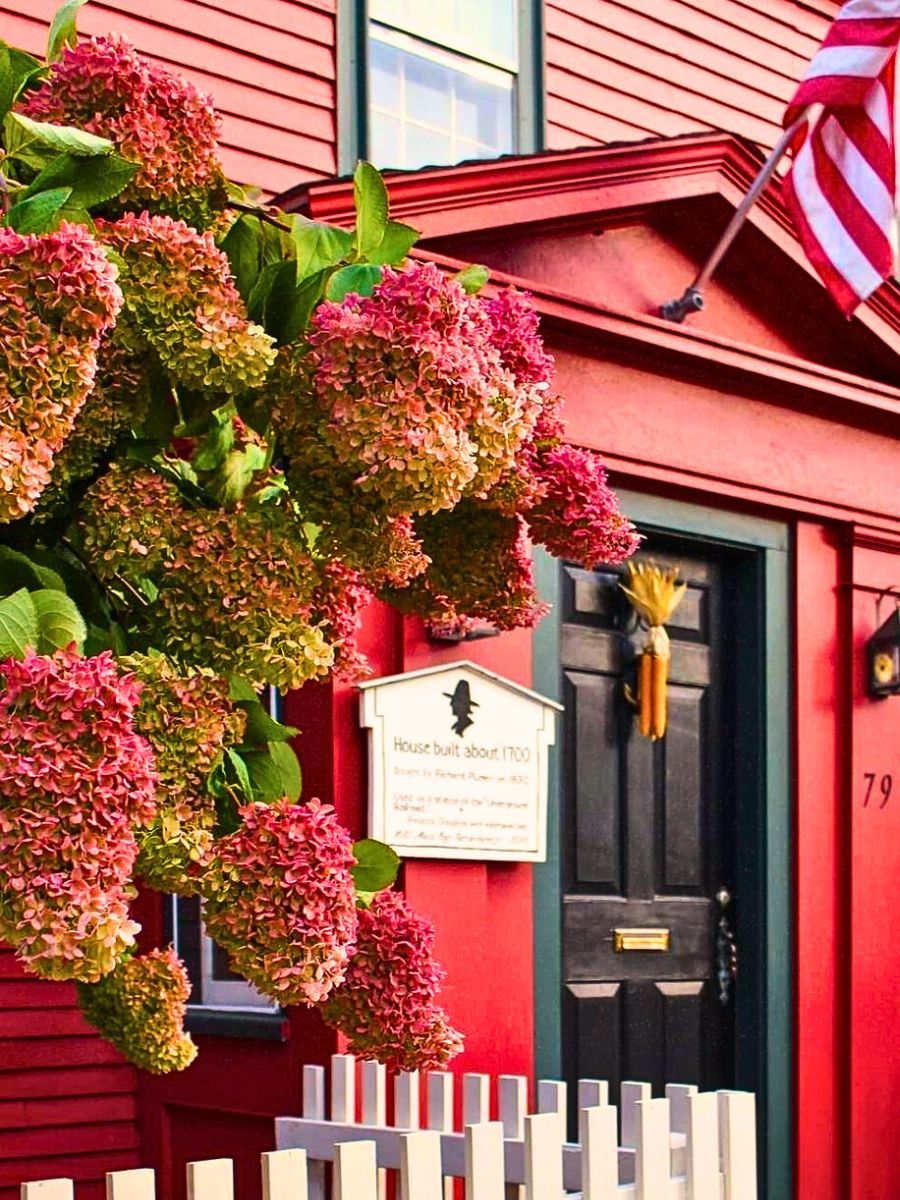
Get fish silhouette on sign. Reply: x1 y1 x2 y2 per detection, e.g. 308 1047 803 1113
444 680 478 737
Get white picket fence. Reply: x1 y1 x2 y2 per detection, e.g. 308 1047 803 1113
18 1054 758 1200
274 1053 758 1199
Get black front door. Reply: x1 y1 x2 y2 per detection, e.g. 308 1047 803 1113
560 534 744 1098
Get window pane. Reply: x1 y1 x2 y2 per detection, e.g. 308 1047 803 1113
406 54 452 129
456 73 514 151
370 39 402 114
370 111 403 168
369 28 515 171
405 124 453 171
370 0 516 65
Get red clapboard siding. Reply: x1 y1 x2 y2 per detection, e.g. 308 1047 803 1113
546 0 837 153
0 0 335 193
0 1150 139 1190
0 1094 137 1133
0 1066 136 1102
0 939 140 1198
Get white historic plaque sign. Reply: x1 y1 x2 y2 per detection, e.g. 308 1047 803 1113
359 661 562 862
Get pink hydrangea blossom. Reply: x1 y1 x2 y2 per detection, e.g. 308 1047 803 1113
0 223 122 521
385 501 548 631
78 465 334 690
311 560 374 680
0 650 157 981
484 286 554 387
21 35 226 226
320 888 463 1071
95 212 275 395
291 263 543 514
526 444 640 567
202 799 359 1005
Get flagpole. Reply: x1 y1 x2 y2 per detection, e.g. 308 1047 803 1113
660 112 810 323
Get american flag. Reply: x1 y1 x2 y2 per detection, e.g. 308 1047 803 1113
782 0 900 315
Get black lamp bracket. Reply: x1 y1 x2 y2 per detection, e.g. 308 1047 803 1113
874 585 900 624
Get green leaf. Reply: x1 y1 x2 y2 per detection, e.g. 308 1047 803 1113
84 621 129 656
47 0 87 62
225 747 253 797
353 161 389 256
366 219 419 266
220 215 262 302
241 741 302 802
257 261 329 345
193 402 236 472
31 589 87 653
210 442 267 506
0 44 44 122
228 675 259 703
237 698 298 745
5 112 113 160
274 269 329 345
246 260 284 325
0 546 63 596
0 589 39 659
455 263 490 295
351 838 400 894
290 215 354 281
213 789 242 837
325 264 383 303
22 152 139 210
268 740 302 801
0 44 13 124
5 187 73 234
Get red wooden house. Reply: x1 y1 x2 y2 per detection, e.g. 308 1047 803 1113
1 3 898 1200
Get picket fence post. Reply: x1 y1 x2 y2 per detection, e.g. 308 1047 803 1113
105 1168 155 1200
262 1149 308 1200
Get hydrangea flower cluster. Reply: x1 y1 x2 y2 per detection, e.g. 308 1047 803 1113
78 465 334 689
319 889 463 1071
484 286 555 388
37 343 153 517
20 35 226 227
77 948 197 1073
526 444 642 568
202 800 359 1005
311 560 374 679
125 654 246 894
95 213 275 395
0 650 156 981
386 501 548 631
289 263 542 514
0 222 122 522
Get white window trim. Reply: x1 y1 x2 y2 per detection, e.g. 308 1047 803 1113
338 0 544 174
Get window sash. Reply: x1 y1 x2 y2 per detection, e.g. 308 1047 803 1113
338 0 543 173
369 0 518 73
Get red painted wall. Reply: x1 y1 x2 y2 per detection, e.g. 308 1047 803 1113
546 0 837 153
849 543 900 1200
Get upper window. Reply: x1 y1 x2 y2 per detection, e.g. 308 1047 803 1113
339 1 542 174
369 2 517 170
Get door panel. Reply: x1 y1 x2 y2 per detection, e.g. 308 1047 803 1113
560 537 736 1099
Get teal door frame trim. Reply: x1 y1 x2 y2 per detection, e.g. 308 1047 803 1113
532 491 792 1200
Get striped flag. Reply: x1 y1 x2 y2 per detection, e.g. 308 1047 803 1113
782 0 900 315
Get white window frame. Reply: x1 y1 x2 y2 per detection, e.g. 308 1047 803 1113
338 0 544 174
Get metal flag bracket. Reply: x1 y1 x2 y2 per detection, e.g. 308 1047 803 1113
660 113 809 323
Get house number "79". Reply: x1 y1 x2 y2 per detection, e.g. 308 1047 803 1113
862 772 893 808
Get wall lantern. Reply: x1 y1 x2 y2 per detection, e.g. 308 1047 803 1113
867 588 900 699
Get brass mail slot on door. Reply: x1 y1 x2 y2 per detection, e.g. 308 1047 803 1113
613 928 671 952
